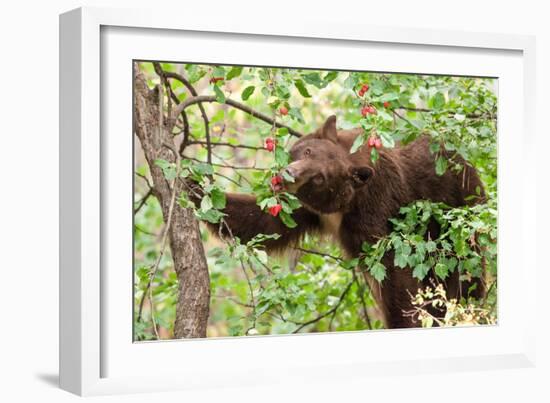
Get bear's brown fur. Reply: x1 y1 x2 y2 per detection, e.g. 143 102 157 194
206 116 486 329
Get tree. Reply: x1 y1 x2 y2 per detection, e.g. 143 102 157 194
134 67 209 338
133 62 497 340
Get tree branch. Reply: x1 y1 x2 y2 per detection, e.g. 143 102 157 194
182 155 269 171
153 64 212 162
186 140 265 151
171 95 303 138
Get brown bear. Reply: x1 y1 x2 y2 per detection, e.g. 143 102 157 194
203 115 486 329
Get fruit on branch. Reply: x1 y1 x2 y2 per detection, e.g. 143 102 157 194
383 101 390 108
374 138 382 149
279 106 289 116
270 175 284 192
265 137 276 152
268 204 282 217
361 105 376 117
358 83 369 96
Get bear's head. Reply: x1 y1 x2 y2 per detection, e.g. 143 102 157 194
282 115 373 214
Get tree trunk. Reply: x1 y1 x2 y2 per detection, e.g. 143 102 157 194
134 68 210 338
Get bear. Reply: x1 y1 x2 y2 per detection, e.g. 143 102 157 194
200 115 486 329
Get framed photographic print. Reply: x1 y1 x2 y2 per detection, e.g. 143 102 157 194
60 7 537 396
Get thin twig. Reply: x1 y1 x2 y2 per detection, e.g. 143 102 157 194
171 95 303 138
156 68 212 161
292 281 353 333
353 271 372 330
293 247 343 262
186 140 265 151
239 258 257 335
182 156 269 171
395 106 494 120
134 188 153 214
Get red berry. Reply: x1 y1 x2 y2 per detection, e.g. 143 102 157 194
269 204 282 216
374 138 382 149
361 105 376 117
279 106 289 116
361 84 369 92
270 175 284 192
271 175 282 185
367 136 376 147
265 138 276 152
383 101 390 108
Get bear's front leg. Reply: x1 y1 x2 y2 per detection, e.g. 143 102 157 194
205 193 320 252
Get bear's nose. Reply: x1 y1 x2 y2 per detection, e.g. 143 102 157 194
283 166 296 179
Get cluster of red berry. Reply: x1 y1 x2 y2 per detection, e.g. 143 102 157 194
270 174 283 190
367 136 382 149
265 137 276 152
361 105 376 117
358 83 369 97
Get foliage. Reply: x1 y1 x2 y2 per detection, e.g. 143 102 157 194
134 61 497 340
408 284 497 327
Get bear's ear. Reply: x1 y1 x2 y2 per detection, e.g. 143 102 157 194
349 165 374 187
320 115 338 143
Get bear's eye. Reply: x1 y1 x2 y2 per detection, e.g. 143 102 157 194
312 174 324 185
303 148 311 157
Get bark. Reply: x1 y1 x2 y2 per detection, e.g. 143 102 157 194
134 68 210 338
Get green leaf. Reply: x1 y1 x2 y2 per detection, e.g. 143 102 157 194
154 159 171 169
370 147 379 164
350 134 365 153
294 80 311 97
213 85 226 103
412 263 429 280
259 196 278 210
370 262 387 283
343 73 358 89
430 92 446 109
394 253 408 269
279 211 297 228
323 71 338 84
196 208 225 224
435 156 448 176
277 127 289 137
434 263 449 280
302 72 323 88
379 131 395 148
200 195 213 213
226 66 243 80
274 145 290 166
288 107 305 123
210 188 226 209
429 142 440 154
377 110 393 122
241 85 255 101
212 66 226 79
425 241 437 253
192 163 214 176
177 192 195 209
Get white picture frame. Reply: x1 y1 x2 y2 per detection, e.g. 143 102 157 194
59 6 537 396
